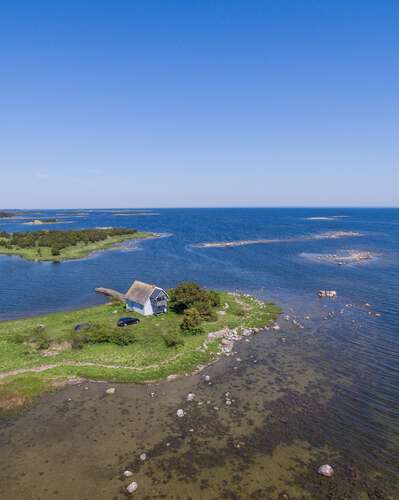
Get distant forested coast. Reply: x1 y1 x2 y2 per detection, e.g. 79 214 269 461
0 211 15 218
0 227 154 261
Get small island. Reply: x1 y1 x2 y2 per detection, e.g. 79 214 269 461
23 218 59 226
0 282 281 412
195 231 363 249
0 210 15 218
303 250 379 266
0 227 156 262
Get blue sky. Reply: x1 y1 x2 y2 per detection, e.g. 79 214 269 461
0 1 398 208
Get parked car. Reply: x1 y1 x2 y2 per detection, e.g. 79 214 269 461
117 317 140 327
74 322 92 332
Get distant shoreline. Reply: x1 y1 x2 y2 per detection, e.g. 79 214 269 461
0 229 158 262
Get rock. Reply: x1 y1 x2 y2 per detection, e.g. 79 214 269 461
204 375 211 382
167 374 179 381
127 481 138 493
139 453 147 461
176 409 185 418
221 339 234 353
186 393 195 402
317 464 334 477
105 387 115 395
272 324 280 331
123 470 133 477
207 329 227 340
319 290 337 298
225 399 232 406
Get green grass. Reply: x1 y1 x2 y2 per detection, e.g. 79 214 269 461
0 374 55 414
0 292 281 412
0 232 154 262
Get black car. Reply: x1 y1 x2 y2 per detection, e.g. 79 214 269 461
117 317 140 327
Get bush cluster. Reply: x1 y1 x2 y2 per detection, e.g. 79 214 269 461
0 227 137 255
169 282 220 317
180 307 203 336
168 282 221 335
71 324 136 348
13 324 52 350
161 330 185 347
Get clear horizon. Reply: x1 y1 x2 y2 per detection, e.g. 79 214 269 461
1 1 398 208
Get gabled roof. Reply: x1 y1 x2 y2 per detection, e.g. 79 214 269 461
125 280 167 305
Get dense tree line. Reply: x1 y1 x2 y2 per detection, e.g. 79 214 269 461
0 228 138 255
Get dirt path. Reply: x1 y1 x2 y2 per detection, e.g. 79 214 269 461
0 351 192 381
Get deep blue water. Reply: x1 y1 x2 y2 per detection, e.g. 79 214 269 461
1 208 398 480
1 208 397 319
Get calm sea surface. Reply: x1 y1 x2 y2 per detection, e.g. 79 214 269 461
0 208 398 498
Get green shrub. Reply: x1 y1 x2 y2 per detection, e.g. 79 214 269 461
30 325 51 350
207 290 221 308
161 330 185 347
192 300 217 321
180 307 203 336
71 332 91 349
12 325 51 350
71 324 136 348
108 328 136 346
169 282 220 322
169 282 205 313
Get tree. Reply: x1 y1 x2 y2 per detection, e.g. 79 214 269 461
169 282 205 313
180 307 203 335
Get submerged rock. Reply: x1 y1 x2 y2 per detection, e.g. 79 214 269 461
127 481 138 493
317 464 334 477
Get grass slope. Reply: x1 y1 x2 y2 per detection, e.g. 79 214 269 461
0 292 281 413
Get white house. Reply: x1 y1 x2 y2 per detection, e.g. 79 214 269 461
125 280 169 316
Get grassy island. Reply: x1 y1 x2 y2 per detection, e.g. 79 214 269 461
0 283 281 413
0 227 155 262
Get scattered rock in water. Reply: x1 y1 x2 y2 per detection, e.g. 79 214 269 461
176 409 185 418
318 290 337 298
126 481 138 494
139 453 147 461
105 387 115 395
123 470 133 477
317 464 334 477
186 393 195 402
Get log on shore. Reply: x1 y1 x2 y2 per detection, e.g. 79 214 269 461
95 287 126 303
